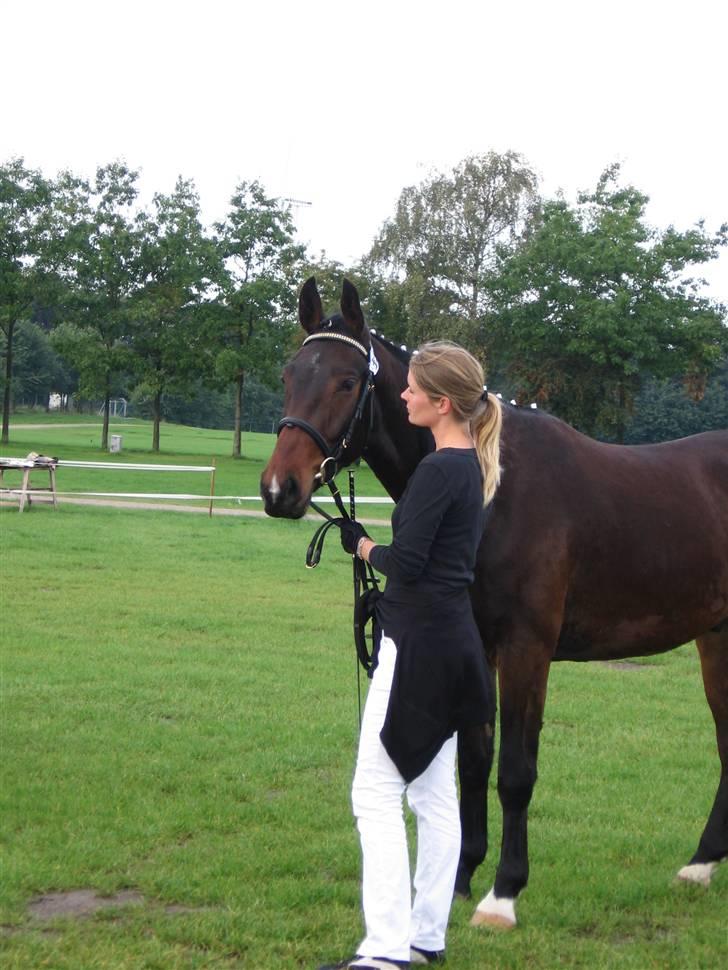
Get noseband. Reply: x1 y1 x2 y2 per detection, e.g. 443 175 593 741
277 331 378 484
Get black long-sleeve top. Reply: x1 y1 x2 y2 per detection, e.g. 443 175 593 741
370 448 485 617
367 447 493 781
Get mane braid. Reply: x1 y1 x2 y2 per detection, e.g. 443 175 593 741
371 332 411 364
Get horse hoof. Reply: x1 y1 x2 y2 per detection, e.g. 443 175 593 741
676 862 717 887
470 910 516 930
470 889 517 929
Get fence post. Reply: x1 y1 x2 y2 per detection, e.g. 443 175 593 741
208 459 217 518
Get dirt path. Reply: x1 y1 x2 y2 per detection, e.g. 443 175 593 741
0 493 386 526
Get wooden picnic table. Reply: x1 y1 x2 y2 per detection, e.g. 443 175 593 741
0 454 58 512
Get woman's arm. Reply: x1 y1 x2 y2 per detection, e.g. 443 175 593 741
364 460 451 582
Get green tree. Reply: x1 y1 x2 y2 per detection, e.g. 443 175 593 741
486 165 728 439
623 359 728 443
50 162 145 449
212 181 304 457
0 318 70 408
369 151 538 346
0 159 55 442
131 177 221 451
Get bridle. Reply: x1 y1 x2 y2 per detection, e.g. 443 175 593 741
277 329 379 486
276 328 382 688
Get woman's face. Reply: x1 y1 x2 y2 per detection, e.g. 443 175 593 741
401 369 443 428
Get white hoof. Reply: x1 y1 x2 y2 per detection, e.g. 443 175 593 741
676 862 717 886
470 888 517 929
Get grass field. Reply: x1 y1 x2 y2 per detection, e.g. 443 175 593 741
0 414 392 522
1 415 726 968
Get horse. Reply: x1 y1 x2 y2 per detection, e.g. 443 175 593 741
260 277 728 928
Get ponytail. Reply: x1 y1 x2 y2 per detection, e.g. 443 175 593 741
471 394 502 506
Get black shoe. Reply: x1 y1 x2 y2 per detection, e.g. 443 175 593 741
318 957 410 970
410 946 445 965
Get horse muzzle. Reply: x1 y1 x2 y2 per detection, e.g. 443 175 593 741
260 472 311 519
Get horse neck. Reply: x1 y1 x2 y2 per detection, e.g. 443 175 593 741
363 339 431 501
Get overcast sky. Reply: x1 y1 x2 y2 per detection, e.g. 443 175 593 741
4 0 727 303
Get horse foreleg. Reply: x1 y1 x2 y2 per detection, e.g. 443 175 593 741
471 644 551 929
455 721 495 898
678 629 728 887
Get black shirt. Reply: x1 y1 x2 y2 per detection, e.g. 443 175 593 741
366 447 493 781
370 448 485 617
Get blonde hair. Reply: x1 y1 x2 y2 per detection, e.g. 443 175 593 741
410 340 503 505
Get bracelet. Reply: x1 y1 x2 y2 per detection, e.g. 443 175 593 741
356 536 368 559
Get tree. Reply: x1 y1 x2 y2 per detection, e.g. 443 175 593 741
212 182 304 457
0 159 55 442
368 152 538 346
0 319 70 408
50 162 145 449
486 166 728 439
131 177 221 451
623 359 728 443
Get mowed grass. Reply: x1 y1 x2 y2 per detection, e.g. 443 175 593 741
1 417 727 968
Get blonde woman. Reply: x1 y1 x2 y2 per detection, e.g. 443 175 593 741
323 342 502 970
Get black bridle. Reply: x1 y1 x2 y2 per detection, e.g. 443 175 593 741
277 330 377 488
276 329 381 680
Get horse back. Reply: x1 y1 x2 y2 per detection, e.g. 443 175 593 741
474 411 728 662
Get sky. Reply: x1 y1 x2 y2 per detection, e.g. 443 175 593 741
3 0 727 303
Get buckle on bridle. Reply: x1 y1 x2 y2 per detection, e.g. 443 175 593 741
315 455 338 484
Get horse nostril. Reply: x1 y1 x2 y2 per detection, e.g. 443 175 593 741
281 476 300 502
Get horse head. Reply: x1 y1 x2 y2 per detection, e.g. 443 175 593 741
260 277 379 518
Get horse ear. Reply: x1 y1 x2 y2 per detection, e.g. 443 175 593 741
340 279 368 339
299 277 323 333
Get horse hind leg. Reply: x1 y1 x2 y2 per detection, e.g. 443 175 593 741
677 628 728 887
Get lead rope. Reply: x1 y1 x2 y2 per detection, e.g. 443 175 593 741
350 469 363 728
305 468 380 730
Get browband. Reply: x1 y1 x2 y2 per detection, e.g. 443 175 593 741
302 331 369 358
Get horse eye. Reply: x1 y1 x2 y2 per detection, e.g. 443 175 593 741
340 379 357 392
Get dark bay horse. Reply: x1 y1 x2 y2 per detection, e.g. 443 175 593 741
261 277 728 927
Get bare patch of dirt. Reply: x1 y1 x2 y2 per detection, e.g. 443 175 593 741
20 890 210 923
27 890 144 920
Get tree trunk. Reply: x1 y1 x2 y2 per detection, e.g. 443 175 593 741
101 376 111 451
232 371 245 458
615 382 627 445
470 278 480 322
1 320 15 444
152 390 161 452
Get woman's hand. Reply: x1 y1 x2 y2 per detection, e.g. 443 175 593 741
339 519 369 555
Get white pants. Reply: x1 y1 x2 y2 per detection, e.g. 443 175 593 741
351 634 460 961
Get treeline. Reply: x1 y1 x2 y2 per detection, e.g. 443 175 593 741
2 154 726 453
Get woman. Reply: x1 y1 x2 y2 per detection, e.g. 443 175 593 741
320 341 503 970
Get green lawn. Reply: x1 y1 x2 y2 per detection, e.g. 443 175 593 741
0 413 393 521
1 416 726 968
